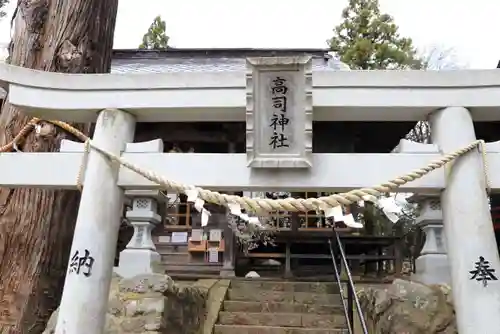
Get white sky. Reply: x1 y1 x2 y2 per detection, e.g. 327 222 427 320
0 0 497 68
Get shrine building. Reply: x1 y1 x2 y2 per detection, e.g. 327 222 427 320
106 47 500 280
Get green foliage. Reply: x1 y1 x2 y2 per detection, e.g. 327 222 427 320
139 15 169 50
328 0 422 70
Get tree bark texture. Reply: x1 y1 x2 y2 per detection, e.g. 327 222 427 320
0 1 118 333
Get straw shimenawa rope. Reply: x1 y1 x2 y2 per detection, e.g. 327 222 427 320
0 118 490 213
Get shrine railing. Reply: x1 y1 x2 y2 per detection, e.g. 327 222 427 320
328 226 368 334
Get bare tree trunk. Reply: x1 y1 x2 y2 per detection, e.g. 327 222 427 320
0 1 118 332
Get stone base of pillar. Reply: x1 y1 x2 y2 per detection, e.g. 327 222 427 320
412 253 451 285
115 249 162 278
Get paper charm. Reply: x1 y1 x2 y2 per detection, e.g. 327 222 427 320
228 202 243 216
248 216 263 227
382 209 400 223
201 209 211 227
227 202 264 228
377 197 401 223
185 189 199 203
323 204 364 229
342 213 364 229
185 188 211 226
239 213 250 221
194 198 205 212
228 202 252 222
324 205 344 222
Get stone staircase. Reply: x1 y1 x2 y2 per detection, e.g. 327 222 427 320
214 280 348 334
156 242 189 263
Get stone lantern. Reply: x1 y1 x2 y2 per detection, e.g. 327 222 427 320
115 190 165 278
409 193 450 285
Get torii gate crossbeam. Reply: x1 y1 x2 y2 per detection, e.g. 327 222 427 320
0 61 499 333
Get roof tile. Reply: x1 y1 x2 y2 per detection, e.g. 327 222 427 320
110 57 349 74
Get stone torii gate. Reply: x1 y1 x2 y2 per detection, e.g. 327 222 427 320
1 59 500 333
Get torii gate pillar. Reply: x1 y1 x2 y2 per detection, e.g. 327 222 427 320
430 106 500 333
55 109 136 334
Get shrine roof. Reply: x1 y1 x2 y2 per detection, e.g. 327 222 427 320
110 47 349 74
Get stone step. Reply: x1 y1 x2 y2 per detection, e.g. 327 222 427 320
164 263 222 274
155 263 222 281
214 324 347 334
227 289 342 305
155 243 188 252
159 252 190 263
223 301 342 315
167 272 221 281
230 280 340 294
218 312 346 328
158 252 208 264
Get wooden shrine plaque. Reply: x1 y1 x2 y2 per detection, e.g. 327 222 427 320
208 248 219 263
191 229 202 242
157 235 171 244
171 232 188 243
209 229 222 242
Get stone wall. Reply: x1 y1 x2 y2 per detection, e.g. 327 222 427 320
357 279 457 334
43 273 227 334
163 280 210 334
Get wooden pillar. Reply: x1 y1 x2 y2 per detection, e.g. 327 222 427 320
285 241 292 278
377 247 384 277
285 193 301 278
291 212 300 232
394 234 403 277
221 223 236 277
221 141 236 277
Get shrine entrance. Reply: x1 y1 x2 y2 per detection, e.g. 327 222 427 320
228 190 402 280
0 53 500 334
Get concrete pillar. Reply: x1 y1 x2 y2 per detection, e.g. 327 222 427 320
115 190 164 278
56 109 136 334
430 106 500 333
409 194 450 285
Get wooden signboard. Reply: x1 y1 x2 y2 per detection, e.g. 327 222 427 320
208 247 219 263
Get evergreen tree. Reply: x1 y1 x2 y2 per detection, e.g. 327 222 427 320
0 0 118 332
328 0 422 70
139 15 169 49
